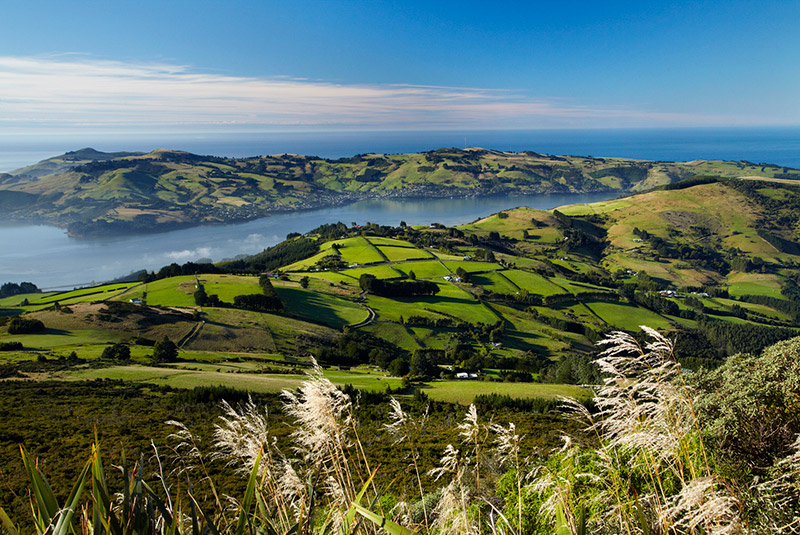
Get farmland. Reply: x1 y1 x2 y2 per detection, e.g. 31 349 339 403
3 176 800 411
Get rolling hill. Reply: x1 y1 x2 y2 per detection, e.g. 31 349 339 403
1 146 797 236
3 175 800 399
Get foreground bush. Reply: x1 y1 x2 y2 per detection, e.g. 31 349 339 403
4 332 800 534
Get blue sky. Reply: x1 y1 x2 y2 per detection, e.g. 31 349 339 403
1 0 798 134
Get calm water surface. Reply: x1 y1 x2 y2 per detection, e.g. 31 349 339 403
0 192 614 289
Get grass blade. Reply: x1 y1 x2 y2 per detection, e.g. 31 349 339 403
234 448 262 535
0 507 19 535
51 453 93 535
353 503 414 535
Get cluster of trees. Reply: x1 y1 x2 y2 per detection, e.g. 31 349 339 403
0 282 39 298
193 283 220 307
315 330 405 368
632 227 729 272
195 275 282 313
539 353 603 384
100 342 130 361
697 317 799 356
232 276 283 312
358 274 439 297
473 392 564 413
7 317 44 334
222 237 319 273
140 261 222 283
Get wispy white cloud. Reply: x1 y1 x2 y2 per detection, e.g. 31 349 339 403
0 55 729 131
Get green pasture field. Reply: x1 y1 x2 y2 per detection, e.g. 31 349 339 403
582 300 673 331
363 282 498 325
344 265 404 279
551 278 611 295
47 283 139 302
365 236 417 247
469 271 519 294
198 274 262 302
333 236 387 264
365 295 446 323
726 272 784 298
282 250 335 271
275 287 368 328
377 246 433 262
359 322 421 351
421 379 590 405
118 276 196 307
397 293 499 325
409 327 448 350
48 364 402 393
487 304 576 355
198 307 337 352
460 208 540 234
281 237 380 270
0 328 123 350
50 365 307 392
6 284 140 311
391 260 450 279
0 292 56 307
292 271 358 285
441 260 501 273
502 270 565 296
710 297 793 322
430 250 466 261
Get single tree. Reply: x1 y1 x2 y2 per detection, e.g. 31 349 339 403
152 336 178 364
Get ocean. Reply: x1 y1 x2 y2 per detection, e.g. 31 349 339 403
1 127 799 173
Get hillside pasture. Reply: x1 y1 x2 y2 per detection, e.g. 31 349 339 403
275 287 368 328
503 270 566 296
359 322 420 351
726 272 784 298
442 260 502 273
344 265 405 280
377 245 433 262
469 271 519 294
421 379 590 405
392 260 450 279
583 300 673 330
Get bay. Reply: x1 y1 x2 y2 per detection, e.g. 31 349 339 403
0 192 614 289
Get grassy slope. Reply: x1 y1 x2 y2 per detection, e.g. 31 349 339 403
3 177 800 404
4 147 797 234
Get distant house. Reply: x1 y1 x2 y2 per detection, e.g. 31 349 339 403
456 372 469 379
443 275 452 281
129 298 143 305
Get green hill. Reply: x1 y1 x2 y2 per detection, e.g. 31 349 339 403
1 147 796 236
3 177 800 401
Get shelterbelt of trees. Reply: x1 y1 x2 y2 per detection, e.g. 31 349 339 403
0 146 798 236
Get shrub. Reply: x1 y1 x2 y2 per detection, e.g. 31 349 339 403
100 342 130 361
7 317 44 334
